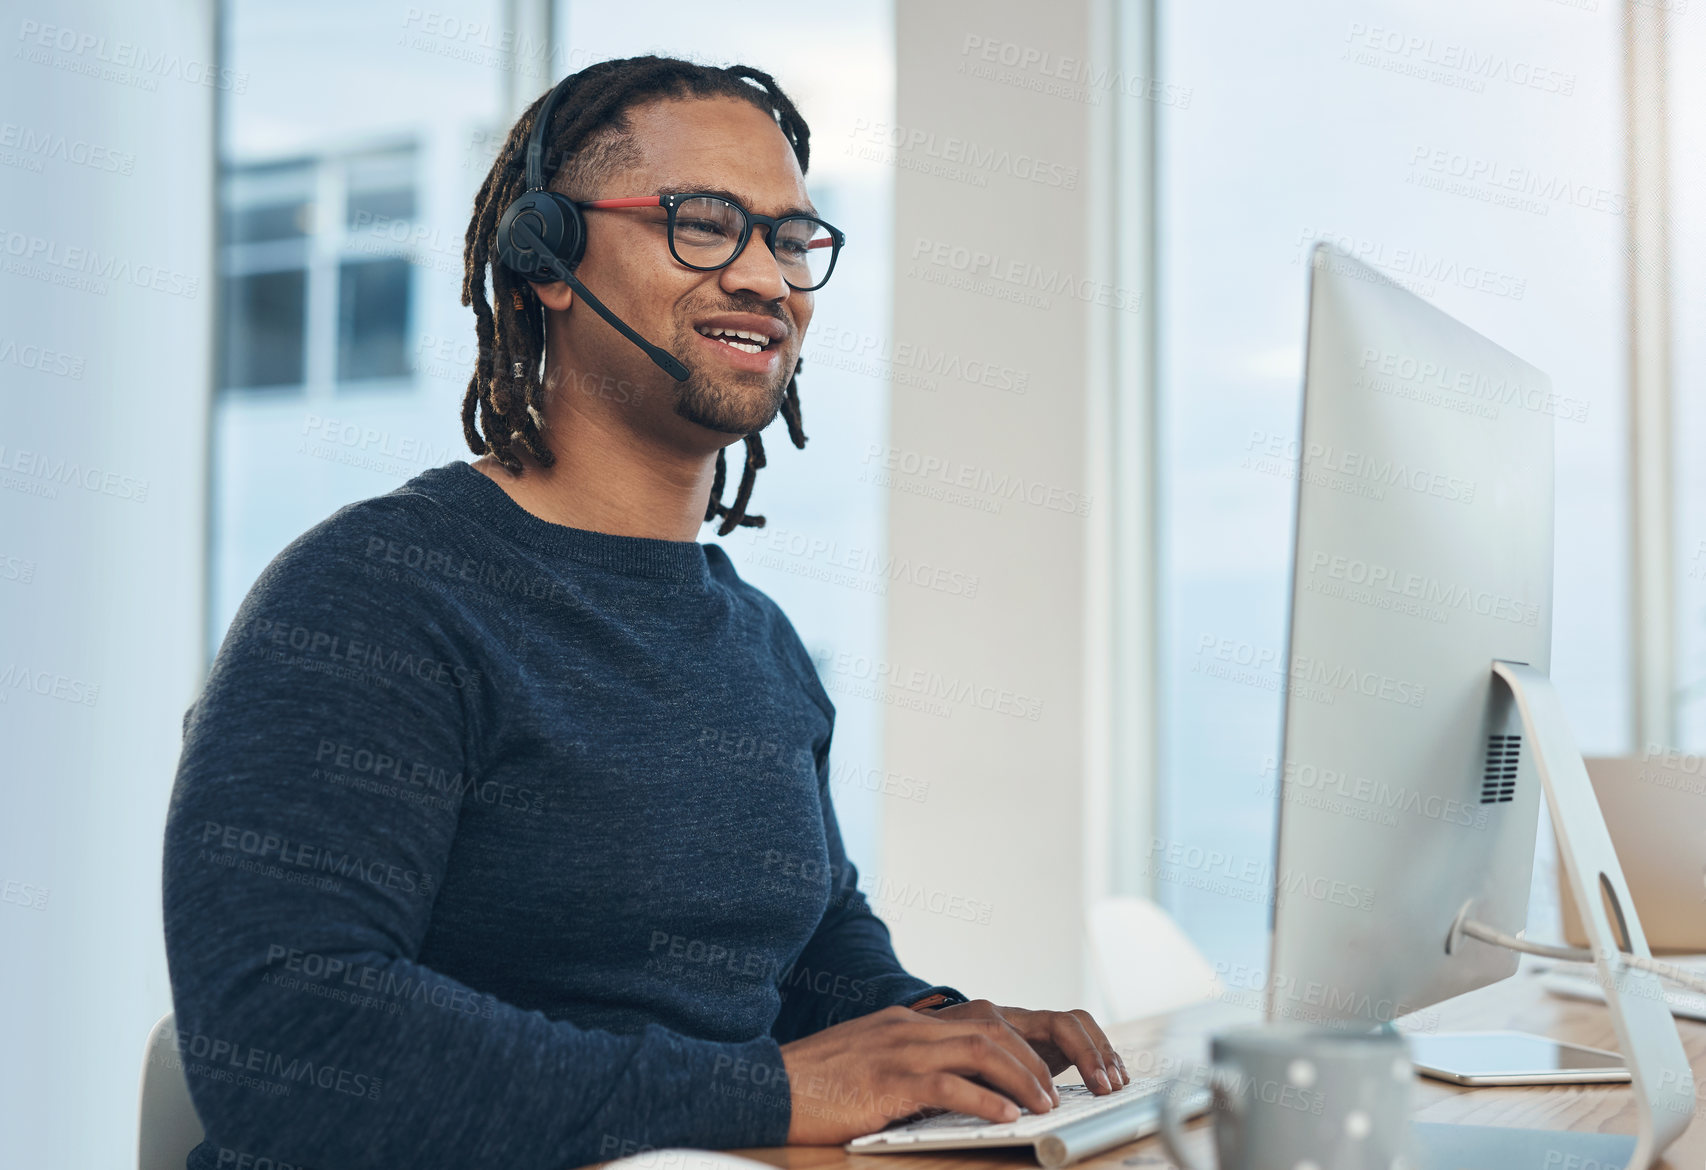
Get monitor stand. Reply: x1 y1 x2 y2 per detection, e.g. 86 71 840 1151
1411 660 1693 1170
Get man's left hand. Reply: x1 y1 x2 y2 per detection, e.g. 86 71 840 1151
919 1000 1129 1092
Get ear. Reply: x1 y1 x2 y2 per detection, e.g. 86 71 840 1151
527 279 574 312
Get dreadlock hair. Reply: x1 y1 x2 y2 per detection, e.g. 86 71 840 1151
460 55 813 536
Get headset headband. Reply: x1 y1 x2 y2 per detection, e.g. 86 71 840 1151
523 75 574 192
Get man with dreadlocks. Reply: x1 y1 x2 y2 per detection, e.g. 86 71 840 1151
163 55 1126 1170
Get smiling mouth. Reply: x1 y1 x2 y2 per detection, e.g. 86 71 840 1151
695 326 775 355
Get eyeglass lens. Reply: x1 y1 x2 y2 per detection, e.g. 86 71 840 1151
671 196 835 289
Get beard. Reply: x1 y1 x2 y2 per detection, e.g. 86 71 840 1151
668 323 792 436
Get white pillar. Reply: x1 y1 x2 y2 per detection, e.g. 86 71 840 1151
0 1 215 1164
1623 0 1676 751
884 0 1146 1008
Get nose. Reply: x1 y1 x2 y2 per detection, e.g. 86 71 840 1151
718 222 791 301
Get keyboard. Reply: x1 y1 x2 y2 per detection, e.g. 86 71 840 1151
1541 967 1706 1022
845 1078 1213 1168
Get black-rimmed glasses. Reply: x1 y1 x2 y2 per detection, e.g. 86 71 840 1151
577 193 844 291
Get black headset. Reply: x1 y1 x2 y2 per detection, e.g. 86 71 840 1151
493 75 691 382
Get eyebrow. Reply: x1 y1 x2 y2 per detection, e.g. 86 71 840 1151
654 184 819 220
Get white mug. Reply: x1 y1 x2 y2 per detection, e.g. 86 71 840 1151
1158 1023 1417 1170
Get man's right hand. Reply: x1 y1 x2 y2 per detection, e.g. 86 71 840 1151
778 1003 1062 1144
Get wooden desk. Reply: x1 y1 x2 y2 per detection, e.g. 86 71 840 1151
717 971 1706 1170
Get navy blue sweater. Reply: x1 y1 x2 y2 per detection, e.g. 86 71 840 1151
162 459 960 1170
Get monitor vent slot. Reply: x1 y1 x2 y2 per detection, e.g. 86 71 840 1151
1481 734 1520 804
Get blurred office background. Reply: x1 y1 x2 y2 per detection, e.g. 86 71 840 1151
3 0 1702 1165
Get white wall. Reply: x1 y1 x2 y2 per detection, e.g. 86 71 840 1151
884 0 1122 1009
0 1 215 1164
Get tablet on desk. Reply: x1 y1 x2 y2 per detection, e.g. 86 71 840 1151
1409 1030 1630 1086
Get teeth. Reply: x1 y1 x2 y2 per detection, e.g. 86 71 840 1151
697 325 772 352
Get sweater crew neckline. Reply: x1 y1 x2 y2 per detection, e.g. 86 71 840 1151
425 460 714 588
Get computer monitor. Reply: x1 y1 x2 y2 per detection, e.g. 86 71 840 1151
1266 243 1552 1024
1265 243 1692 1168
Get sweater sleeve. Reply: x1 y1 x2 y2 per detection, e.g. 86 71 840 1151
163 515 793 1170
768 699 966 1045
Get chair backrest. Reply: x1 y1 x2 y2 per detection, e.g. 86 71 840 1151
138 1012 205 1170
1086 896 1223 1024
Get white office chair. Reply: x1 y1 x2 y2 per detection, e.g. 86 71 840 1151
138 1012 205 1170
1086 896 1223 1024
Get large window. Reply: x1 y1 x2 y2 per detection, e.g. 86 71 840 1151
217 145 418 398
1153 0 1636 972
211 1 503 647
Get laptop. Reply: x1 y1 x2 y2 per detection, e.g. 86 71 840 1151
1557 755 1706 953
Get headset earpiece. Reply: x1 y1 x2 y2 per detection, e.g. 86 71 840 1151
494 74 584 282
495 190 585 281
